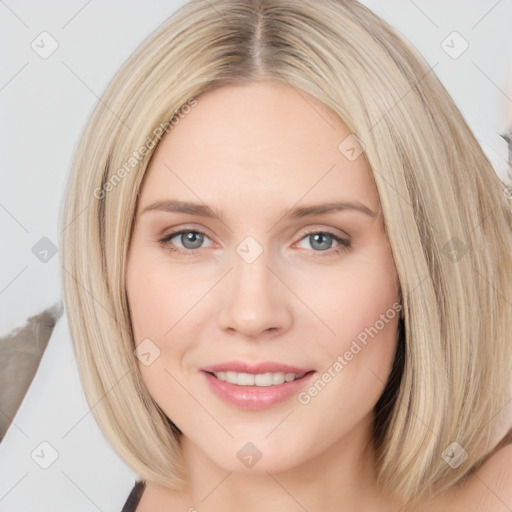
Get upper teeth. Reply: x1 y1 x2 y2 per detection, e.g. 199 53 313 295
213 371 306 386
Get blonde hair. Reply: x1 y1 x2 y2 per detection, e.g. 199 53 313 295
60 0 512 502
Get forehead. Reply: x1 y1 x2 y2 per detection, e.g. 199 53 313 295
139 82 380 215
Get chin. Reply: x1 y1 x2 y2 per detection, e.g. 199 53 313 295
195 433 313 476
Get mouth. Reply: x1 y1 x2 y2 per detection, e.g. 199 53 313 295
204 370 313 387
200 362 316 410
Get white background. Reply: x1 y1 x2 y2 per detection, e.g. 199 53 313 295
1 0 511 336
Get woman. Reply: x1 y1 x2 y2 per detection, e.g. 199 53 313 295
59 0 512 510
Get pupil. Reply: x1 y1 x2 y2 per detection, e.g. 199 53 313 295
311 233 331 251
183 231 203 249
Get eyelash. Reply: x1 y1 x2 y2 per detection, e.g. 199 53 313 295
158 228 351 258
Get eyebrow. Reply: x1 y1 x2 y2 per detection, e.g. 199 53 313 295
139 199 377 220
282 201 377 219
141 200 377 221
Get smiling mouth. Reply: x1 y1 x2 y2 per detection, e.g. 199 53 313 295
205 370 314 387
202 368 317 410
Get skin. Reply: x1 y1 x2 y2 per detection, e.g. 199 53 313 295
124 81 512 511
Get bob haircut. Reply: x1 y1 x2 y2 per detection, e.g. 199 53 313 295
60 0 512 503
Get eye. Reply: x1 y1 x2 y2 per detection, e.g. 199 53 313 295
158 229 213 255
295 230 351 257
158 228 352 257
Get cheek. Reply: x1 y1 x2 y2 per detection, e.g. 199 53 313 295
304 252 399 347
125 253 197 420
337 271 398 351
125 250 213 398
303 250 400 392
126 249 207 344
294 266 400 440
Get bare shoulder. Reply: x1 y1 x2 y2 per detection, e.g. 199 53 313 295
475 442 512 501
448 442 512 511
415 441 512 512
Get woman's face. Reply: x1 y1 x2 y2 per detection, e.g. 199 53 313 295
125 81 401 475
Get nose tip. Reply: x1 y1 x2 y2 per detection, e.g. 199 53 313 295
216 254 293 339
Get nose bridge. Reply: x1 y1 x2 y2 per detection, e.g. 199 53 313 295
217 239 292 337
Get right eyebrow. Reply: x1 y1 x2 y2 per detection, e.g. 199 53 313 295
140 200 223 220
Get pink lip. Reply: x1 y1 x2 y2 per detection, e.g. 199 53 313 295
200 361 316 410
200 360 313 374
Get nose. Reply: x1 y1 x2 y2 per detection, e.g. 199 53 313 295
217 249 293 339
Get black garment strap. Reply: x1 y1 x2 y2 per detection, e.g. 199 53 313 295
121 480 146 512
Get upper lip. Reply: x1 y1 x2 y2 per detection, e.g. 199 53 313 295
201 360 314 374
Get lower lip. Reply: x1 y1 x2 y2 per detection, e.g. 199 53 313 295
201 371 316 410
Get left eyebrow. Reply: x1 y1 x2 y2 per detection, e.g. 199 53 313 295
282 201 378 220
